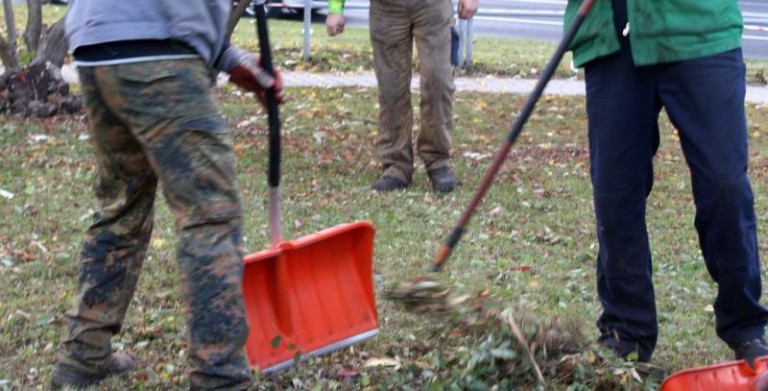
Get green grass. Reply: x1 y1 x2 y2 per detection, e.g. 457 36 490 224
231 17 584 79
3 86 768 389
4 4 768 390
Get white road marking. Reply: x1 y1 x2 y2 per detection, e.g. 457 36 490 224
489 0 567 5
745 34 768 42
474 16 563 27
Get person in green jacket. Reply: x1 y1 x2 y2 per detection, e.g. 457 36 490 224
565 0 768 366
325 0 478 192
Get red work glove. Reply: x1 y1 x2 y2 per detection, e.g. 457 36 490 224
229 52 285 106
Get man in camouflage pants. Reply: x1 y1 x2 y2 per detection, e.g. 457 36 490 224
326 0 479 192
52 1 283 390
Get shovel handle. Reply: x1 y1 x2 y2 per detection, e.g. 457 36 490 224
253 0 284 245
431 0 595 272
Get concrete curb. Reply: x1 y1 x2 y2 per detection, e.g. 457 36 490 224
46 65 768 105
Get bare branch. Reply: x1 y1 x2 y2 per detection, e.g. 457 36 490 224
226 1 250 40
505 313 545 384
1 0 19 70
24 0 43 52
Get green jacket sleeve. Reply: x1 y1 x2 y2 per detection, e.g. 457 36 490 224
328 0 345 13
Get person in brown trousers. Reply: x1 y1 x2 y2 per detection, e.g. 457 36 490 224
327 0 479 192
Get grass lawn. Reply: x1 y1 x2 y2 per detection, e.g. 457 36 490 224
4 87 768 389
3 5 768 390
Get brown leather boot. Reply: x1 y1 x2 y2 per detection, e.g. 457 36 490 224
52 352 136 389
372 175 410 192
427 167 457 193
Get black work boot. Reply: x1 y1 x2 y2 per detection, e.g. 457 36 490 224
427 167 457 193
372 175 410 192
732 337 768 368
52 352 136 389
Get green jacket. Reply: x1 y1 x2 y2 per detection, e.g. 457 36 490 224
564 0 743 67
328 0 345 14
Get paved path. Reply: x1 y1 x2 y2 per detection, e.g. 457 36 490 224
278 71 768 104
52 65 768 104
281 70 590 96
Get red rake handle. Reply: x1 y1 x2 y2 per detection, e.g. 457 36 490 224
431 0 596 272
253 0 283 245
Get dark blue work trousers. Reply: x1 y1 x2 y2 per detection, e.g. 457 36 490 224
584 45 768 362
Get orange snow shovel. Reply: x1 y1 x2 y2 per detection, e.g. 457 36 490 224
240 1 379 373
660 357 768 390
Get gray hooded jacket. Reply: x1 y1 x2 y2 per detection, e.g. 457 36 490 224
65 0 245 71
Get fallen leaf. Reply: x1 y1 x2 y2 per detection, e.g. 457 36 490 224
509 266 533 272
11 249 34 262
335 368 359 380
151 239 166 250
489 206 503 216
28 134 49 143
15 309 32 320
271 335 282 349
363 357 401 370
413 280 441 290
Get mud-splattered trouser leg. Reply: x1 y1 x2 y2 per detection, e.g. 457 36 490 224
58 59 253 390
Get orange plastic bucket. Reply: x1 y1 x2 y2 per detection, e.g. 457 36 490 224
241 221 378 372
661 357 768 391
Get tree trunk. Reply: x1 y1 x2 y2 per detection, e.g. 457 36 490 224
24 0 43 53
0 34 17 71
34 18 68 67
227 1 250 40
1 0 19 70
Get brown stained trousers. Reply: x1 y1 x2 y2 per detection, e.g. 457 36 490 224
369 0 456 182
57 59 253 390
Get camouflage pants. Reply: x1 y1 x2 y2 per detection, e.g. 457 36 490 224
57 59 253 390
370 0 456 182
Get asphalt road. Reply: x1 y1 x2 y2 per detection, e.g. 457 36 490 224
340 0 768 59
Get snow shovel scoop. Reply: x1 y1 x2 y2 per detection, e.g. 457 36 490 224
241 0 379 373
660 357 768 390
